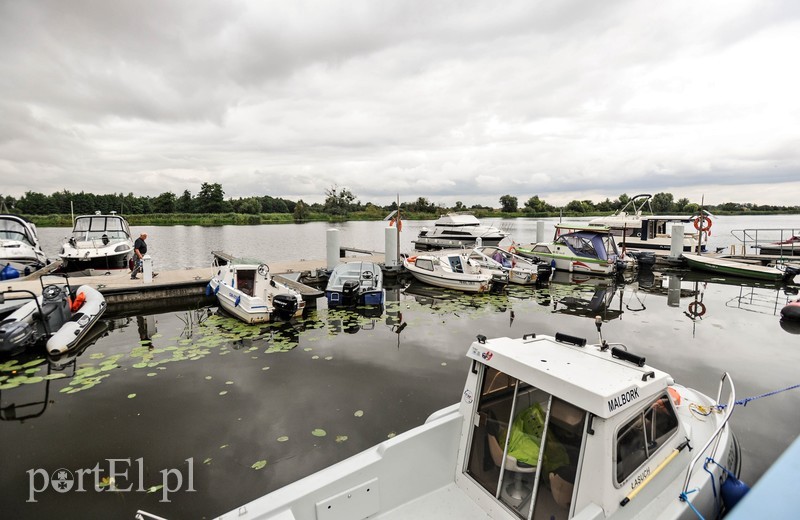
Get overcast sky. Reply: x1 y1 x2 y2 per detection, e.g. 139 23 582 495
1 0 798 207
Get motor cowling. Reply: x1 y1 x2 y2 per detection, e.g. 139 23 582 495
536 263 552 283
0 319 36 354
272 293 298 318
341 280 361 306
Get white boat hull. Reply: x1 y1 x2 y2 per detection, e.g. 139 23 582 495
46 285 106 355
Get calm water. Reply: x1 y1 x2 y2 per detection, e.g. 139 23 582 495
2 215 798 519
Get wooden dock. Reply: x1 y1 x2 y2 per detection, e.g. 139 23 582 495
2 254 393 315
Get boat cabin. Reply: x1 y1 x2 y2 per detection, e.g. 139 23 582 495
0 215 39 247
459 334 683 519
69 212 132 246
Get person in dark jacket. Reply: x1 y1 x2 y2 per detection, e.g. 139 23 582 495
131 233 148 279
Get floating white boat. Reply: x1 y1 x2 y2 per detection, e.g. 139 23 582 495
214 324 743 520
0 214 48 279
468 245 552 285
588 194 708 252
0 281 106 356
413 214 509 250
208 259 305 324
59 212 135 274
326 261 386 307
515 224 625 276
755 235 800 256
682 253 799 282
403 250 508 293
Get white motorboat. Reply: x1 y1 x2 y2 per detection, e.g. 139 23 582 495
0 214 48 278
0 281 106 356
413 214 510 250
208 259 305 324
588 194 709 252
326 261 385 307
59 212 135 274
515 224 625 276
213 324 743 520
468 245 552 285
403 250 508 293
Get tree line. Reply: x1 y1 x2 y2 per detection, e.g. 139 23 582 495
2 184 798 221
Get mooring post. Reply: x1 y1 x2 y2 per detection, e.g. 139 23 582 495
385 226 398 268
669 224 684 261
326 229 339 271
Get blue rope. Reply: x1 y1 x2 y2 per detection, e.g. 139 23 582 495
679 488 706 520
702 458 720 513
716 383 800 410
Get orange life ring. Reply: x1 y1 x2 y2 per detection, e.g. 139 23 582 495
406 256 417 263
508 246 517 254
688 301 706 317
694 216 713 233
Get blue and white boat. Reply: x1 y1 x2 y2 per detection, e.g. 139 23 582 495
208 259 304 324
325 261 385 307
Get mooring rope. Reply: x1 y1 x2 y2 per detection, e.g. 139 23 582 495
716 383 800 410
679 488 706 520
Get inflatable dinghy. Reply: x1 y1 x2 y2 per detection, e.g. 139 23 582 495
0 284 106 356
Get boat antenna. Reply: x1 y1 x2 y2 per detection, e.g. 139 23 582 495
595 315 609 350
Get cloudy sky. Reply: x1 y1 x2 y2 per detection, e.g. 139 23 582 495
1 0 798 207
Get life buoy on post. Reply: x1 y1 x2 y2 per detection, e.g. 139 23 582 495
688 301 706 317
694 216 713 235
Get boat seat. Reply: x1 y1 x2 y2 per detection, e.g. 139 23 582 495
488 434 536 507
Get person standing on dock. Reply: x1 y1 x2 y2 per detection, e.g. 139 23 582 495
131 232 148 279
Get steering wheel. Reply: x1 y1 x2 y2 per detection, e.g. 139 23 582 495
361 270 373 280
42 284 62 300
257 263 270 277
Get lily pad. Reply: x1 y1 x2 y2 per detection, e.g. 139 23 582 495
277 436 289 442
311 428 327 437
354 410 364 417
127 393 137 399
147 484 164 494
219 391 228 396
335 435 348 443
251 460 267 470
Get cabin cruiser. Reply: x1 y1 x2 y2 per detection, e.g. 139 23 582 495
59 212 135 274
588 195 708 252
208 259 305 324
326 261 385 307
211 324 743 520
515 224 626 276
0 279 106 356
0 214 48 278
468 245 552 285
403 250 508 293
413 214 510 250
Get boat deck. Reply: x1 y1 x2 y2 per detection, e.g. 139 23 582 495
376 483 489 520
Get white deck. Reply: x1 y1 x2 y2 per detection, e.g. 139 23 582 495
377 483 490 520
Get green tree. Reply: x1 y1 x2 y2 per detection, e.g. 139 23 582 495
565 200 587 213
293 200 308 221
524 195 552 214
153 192 177 213
323 185 357 216
651 192 675 213
196 183 225 213
176 190 194 213
452 201 466 211
238 197 262 214
499 195 518 213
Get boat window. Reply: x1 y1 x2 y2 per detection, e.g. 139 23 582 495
615 394 679 484
532 245 550 253
465 365 587 520
415 258 434 271
0 219 32 244
448 256 464 273
236 270 256 297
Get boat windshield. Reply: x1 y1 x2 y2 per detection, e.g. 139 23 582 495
465 365 587 519
71 216 131 242
0 218 34 245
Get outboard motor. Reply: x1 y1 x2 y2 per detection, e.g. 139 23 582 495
272 293 299 318
0 318 36 354
489 274 508 294
536 263 552 283
341 280 361 306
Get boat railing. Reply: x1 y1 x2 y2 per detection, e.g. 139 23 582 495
730 228 800 256
681 372 736 496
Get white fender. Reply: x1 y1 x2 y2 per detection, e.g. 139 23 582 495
46 285 107 355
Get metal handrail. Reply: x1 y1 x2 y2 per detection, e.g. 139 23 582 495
681 372 736 495
730 228 800 255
